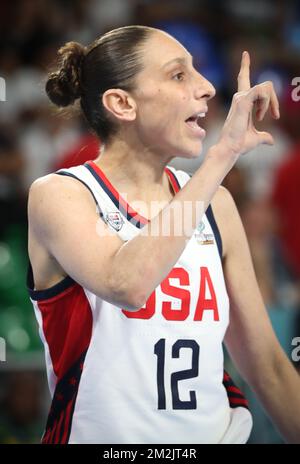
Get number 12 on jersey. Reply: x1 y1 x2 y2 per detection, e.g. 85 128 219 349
154 338 200 410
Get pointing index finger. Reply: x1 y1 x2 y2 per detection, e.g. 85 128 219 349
237 51 251 92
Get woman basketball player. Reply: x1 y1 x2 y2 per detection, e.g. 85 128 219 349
27 26 300 444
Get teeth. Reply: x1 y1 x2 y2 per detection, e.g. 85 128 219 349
186 112 207 122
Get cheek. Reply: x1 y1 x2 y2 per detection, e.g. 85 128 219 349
153 90 186 120
137 86 186 134
142 91 172 124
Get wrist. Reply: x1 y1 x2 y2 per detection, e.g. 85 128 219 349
205 144 240 168
196 145 237 188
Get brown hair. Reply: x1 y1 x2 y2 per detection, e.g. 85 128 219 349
46 25 154 143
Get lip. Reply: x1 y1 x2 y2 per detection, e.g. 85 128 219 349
185 120 206 138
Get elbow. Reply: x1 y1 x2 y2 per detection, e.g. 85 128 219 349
113 289 147 312
122 293 146 312
107 272 148 313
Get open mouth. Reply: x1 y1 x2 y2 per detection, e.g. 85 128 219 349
185 112 206 137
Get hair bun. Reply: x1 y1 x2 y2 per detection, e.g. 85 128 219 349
46 41 86 107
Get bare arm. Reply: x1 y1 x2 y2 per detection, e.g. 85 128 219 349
213 186 300 444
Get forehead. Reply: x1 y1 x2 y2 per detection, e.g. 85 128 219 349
141 31 190 71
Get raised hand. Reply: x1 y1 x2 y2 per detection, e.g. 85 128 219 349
217 51 280 157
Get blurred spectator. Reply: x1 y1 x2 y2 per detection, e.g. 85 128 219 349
272 142 300 281
86 0 136 33
271 85 300 284
241 198 277 306
19 106 82 190
236 114 291 200
222 166 249 212
0 370 46 444
0 125 26 238
52 132 99 171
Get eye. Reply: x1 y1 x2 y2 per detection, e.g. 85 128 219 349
173 72 185 81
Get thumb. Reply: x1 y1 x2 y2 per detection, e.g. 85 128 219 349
257 130 274 146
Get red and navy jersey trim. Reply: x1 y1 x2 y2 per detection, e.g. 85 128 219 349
223 370 249 409
41 350 87 444
165 167 181 193
27 262 75 301
84 161 181 229
85 160 148 228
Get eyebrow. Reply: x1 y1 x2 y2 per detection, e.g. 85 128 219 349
161 55 193 70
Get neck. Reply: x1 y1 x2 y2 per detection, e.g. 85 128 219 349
94 136 173 193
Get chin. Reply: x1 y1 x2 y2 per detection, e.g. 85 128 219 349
176 143 203 159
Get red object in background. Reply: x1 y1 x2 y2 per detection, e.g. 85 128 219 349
53 133 100 171
271 141 300 278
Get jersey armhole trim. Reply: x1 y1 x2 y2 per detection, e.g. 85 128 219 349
27 261 76 301
185 173 223 259
27 170 102 301
206 204 223 260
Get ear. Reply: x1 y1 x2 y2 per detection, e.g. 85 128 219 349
102 89 137 122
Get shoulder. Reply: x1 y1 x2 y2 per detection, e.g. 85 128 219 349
211 185 236 214
28 173 96 236
28 172 94 209
28 172 87 199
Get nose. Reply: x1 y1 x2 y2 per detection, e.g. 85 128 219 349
194 73 216 101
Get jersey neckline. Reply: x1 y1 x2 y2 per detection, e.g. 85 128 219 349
84 160 181 227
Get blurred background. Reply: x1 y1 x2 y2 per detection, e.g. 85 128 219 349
0 0 299 444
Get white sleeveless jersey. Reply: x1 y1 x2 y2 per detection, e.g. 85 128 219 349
28 160 252 444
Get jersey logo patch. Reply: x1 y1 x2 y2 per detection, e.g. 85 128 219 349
195 220 215 245
105 211 124 231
